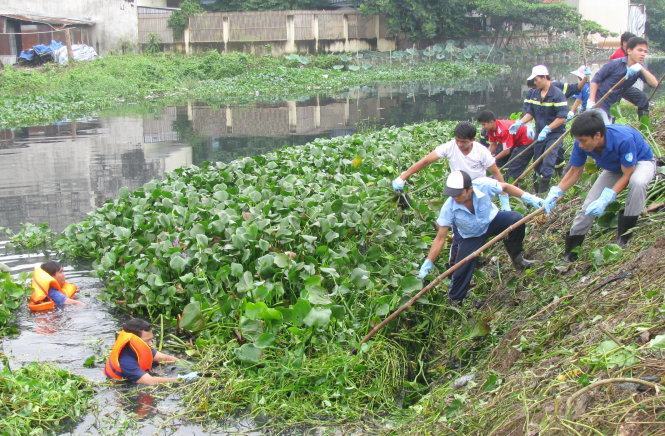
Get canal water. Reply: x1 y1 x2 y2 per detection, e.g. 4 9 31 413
1 56 663 434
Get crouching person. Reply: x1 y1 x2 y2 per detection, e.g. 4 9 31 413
105 318 198 385
542 111 656 260
418 170 541 303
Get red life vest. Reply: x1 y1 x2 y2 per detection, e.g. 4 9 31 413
28 267 78 312
104 330 154 380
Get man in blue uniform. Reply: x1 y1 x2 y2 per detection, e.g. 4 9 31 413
417 170 542 303
589 37 659 130
542 111 656 260
509 65 568 193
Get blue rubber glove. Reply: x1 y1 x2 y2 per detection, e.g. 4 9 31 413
499 193 511 211
418 259 434 279
625 63 642 79
525 125 535 140
585 187 617 217
509 120 524 135
537 125 552 142
521 192 543 209
584 66 592 78
566 111 575 122
392 177 406 192
543 186 564 214
177 372 199 382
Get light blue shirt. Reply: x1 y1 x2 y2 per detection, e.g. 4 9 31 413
436 177 502 238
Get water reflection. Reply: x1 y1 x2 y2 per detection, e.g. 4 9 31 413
1 58 663 233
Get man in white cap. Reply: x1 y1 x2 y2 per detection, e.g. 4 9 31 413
509 65 569 193
563 65 592 120
417 170 541 304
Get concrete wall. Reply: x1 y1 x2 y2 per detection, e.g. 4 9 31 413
0 0 139 54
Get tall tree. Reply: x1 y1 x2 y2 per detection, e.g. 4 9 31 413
642 0 665 49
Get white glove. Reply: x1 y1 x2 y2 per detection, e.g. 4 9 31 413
585 100 596 111
566 111 575 122
625 63 643 79
392 177 406 192
177 372 199 382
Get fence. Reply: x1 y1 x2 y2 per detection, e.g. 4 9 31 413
138 7 177 44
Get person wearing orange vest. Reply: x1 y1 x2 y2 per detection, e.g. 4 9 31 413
29 261 84 312
105 318 198 385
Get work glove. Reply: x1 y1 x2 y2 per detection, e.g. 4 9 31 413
392 177 406 192
520 192 543 209
625 63 642 79
499 193 511 211
585 100 596 111
584 66 592 78
585 187 617 217
418 259 434 279
537 125 552 142
542 186 564 214
508 120 524 135
525 125 535 140
177 372 199 382
566 111 575 122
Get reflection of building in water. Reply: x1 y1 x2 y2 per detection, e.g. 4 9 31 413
0 117 192 232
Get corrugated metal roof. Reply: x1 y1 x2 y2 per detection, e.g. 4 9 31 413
1 13 94 27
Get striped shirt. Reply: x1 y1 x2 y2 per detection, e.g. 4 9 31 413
523 85 568 134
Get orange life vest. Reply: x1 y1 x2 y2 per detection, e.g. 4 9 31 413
28 267 78 312
104 330 154 380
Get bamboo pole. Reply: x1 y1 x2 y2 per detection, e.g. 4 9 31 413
648 72 665 102
512 77 628 185
354 207 545 351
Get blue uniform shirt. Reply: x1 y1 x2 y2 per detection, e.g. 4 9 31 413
437 177 502 239
573 83 590 111
523 85 568 134
592 57 644 112
553 81 582 99
119 347 158 383
48 288 67 307
569 124 653 173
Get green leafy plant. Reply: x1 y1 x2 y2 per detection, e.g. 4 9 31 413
8 222 54 250
0 271 28 336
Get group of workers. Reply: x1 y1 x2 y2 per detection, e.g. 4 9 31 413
393 34 658 304
24 35 658 385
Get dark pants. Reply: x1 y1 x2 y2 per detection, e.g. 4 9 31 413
449 211 525 302
623 86 650 117
503 145 533 180
533 131 564 178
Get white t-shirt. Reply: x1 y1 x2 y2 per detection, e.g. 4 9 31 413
433 140 496 180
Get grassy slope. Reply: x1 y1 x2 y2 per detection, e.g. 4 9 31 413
396 104 665 434
0 52 504 129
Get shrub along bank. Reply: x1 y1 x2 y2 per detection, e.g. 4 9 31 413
0 51 505 129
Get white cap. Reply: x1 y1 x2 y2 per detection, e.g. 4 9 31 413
570 65 586 79
527 65 549 80
444 170 472 197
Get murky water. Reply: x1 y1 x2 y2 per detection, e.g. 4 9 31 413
1 56 663 434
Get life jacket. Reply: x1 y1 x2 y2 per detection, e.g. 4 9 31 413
28 267 78 312
104 330 154 380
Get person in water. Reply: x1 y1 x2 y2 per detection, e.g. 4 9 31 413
29 260 83 311
105 318 198 385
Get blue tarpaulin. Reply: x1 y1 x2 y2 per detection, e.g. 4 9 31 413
18 40 64 64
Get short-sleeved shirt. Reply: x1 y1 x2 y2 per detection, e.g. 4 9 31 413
119 347 158 383
569 124 654 173
486 119 533 150
436 177 502 239
573 83 590 111
592 58 644 112
523 85 568 134
553 81 583 99
610 47 626 60
433 140 496 180
48 288 67 307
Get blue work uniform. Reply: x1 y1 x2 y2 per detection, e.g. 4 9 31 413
437 178 526 302
573 83 590 111
553 81 583 99
520 85 569 179
592 57 647 113
48 288 68 307
119 347 158 383
569 124 654 172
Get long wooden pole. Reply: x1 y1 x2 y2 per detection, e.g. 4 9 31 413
355 207 544 350
512 77 628 185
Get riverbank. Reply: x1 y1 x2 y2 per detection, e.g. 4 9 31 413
0 52 505 129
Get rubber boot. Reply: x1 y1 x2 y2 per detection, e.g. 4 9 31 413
616 213 639 247
564 234 585 262
510 252 536 271
638 114 652 134
537 177 551 195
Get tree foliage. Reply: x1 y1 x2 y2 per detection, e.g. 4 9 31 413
168 0 204 33
642 0 665 49
201 0 333 11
